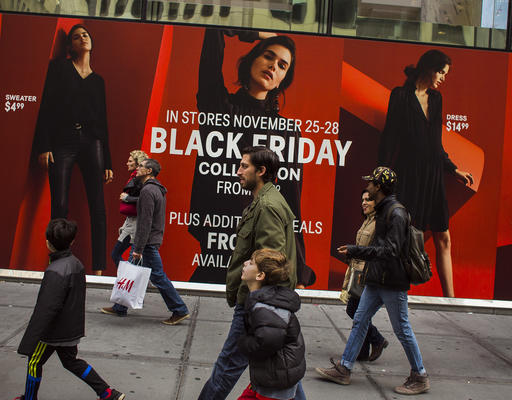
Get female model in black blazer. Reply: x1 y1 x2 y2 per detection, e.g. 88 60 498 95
378 50 473 297
34 24 113 275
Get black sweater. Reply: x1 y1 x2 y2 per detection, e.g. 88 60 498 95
33 58 112 169
188 28 314 285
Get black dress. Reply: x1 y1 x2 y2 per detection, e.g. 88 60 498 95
188 29 315 285
378 84 457 232
33 58 111 270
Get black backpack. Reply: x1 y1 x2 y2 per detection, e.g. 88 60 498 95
386 203 432 285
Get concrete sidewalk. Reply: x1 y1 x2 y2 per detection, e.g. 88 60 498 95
1 280 512 400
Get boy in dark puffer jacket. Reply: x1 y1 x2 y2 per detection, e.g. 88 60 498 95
237 249 306 400
14 219 124 400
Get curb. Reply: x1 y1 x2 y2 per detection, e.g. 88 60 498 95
2 268 511 315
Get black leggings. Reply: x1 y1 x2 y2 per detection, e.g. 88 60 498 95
48 131 106 270
23 342 109 399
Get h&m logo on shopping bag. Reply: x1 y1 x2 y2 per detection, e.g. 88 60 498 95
116 278 135 293
111 260 151 309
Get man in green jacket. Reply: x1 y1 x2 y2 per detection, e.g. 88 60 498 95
198 146 303 400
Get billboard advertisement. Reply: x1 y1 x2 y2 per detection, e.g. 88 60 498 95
1 13 511 300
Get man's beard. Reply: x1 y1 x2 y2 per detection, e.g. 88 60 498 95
241 177 256 191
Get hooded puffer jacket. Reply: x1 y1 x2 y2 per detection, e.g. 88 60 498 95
237 285 306 389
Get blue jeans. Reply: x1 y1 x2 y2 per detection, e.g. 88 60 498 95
111 235 132 267
198 304 307 400
112 245 188 316
341 286 425 374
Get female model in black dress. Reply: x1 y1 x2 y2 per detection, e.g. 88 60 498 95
188 28 314 287
378 50 473 297
34 25 113 275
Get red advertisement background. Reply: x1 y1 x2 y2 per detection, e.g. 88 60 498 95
1 13 510 300
494 53 512 300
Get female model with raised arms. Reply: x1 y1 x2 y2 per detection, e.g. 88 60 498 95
188 28 314 288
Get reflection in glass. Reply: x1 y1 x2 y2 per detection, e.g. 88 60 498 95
0 0 143 19
331 0 508 49
0 0 508 49
144 0 323 35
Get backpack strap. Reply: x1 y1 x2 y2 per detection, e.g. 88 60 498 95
385 202 411 260
385 202 409 225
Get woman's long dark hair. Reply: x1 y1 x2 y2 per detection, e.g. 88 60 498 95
361 189 370 218
237 35 296 113
404 49 451 87
66 24 93 60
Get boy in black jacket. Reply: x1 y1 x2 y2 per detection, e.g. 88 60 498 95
237 249 306 400
14 219 124 400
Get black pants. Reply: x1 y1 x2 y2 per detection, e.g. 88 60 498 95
111 235 132 267
346 295 385 358
23 342 109 399
48 131 106 270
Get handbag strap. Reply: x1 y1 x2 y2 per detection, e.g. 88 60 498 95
129 255 143 266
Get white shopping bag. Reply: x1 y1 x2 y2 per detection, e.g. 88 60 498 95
110 258 152 309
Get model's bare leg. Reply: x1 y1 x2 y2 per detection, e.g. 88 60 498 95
433 230 454 297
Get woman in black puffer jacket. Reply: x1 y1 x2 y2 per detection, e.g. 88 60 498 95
237 249 306 400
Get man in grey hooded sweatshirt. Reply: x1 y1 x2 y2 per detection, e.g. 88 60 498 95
102 159 189 325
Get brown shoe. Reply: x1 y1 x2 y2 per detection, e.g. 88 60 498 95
100 307 127 317
369 338 388 361
394 371 430 395
162 313 190 325
315 359 351 385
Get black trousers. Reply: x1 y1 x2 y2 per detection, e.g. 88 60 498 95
23 342 109 399
48 131 106 270
346 295 385 358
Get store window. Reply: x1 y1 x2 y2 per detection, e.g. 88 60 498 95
0 0 143 19
331 0 509 49
0 0 509 49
